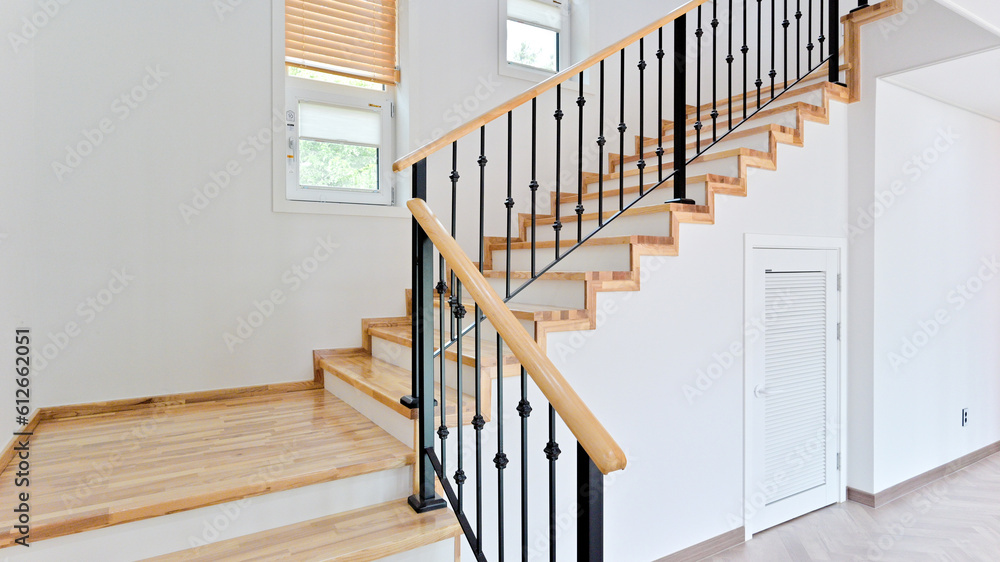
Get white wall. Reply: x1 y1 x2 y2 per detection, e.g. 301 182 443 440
870 83 1000 491
845 0 1000 493
548 106 850 560
0 1 411 422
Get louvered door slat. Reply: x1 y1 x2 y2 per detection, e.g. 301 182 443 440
763 271 828 505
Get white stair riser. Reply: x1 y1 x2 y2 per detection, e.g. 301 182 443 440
495 244 632 274
486 276 587 310
589 154 741 193
371 337 505 395
557 181 708 219
529 209 675 244
325 373 417 446
4 467 412 562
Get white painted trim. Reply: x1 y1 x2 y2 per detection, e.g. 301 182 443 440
933 0 1000 37
742 234 849 541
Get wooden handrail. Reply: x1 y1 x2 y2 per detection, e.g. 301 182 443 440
393 0 712 172
407 198 627 475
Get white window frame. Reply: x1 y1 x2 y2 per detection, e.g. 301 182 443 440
270 1 407 218
285 76 394 206
498 0 572 83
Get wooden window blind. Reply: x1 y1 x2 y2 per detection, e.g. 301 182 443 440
285 0 398 85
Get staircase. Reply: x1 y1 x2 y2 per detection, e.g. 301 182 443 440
0 1 905 561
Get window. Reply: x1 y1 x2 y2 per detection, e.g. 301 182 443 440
281 1 398 208
501 0 569 79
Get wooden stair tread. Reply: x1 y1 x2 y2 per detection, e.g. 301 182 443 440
587 149 744 188
648 100 824 147
319 349 482 422
616 123 794 169
0 390 413 548
499 234 674 251
435 294 588 323
530 202 711 227
143 499 461 561
368 324 520 375
558 175 739 204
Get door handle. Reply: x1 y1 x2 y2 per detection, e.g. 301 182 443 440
754 384 775 398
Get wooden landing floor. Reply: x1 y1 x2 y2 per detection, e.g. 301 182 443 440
0 390 413 548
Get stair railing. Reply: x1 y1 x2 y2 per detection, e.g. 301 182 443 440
398 0 848 559
407 198 624 561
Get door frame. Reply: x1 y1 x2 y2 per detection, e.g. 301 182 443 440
743 234 848 540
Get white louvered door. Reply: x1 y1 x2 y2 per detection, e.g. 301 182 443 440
747 247 840 535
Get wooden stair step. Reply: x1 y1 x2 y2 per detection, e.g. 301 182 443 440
434 294 588 323
319 349 482 423
614 123 794 170
644 100 824 149
586 148 744 190
528 202 711 228
0 390 414 548
143 499 462 561
368 324 519 376
559 174 738 205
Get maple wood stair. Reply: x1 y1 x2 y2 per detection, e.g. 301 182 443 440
144 499 461 561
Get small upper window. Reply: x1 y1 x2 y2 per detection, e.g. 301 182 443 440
283 0 397 207
502 0 568 78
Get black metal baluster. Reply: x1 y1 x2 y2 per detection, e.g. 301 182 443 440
727 1 734 131
449 143 459 342
498 112 513 562
657 28 665 181
554 86 563 260
783 0 790 89
829 0 841 83
711 1 719 142
453 279 466 513
819 0 826 73
756 0 763 108
545 405 561 562
494 336 507 562
577 73 586 242
672 14 694 205
577 443 604 561
695 6 703 151
530 99 538 279
618 49 626 211
770 0 777 99
638 38 646 196
407 158 446 515
474 127 487 558
518 367 531 560
506 112 514 299
808 0 814 70
598 61 606 226
743 0 749 122
796 0 802 79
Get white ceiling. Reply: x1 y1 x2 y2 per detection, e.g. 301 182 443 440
884 47 1000 123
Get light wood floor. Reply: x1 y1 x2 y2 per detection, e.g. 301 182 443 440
706 452 1000 561
0 390 413 548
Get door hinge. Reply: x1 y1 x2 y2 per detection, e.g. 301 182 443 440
837 452 841 471
837 273 842 291
837 322 841 341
